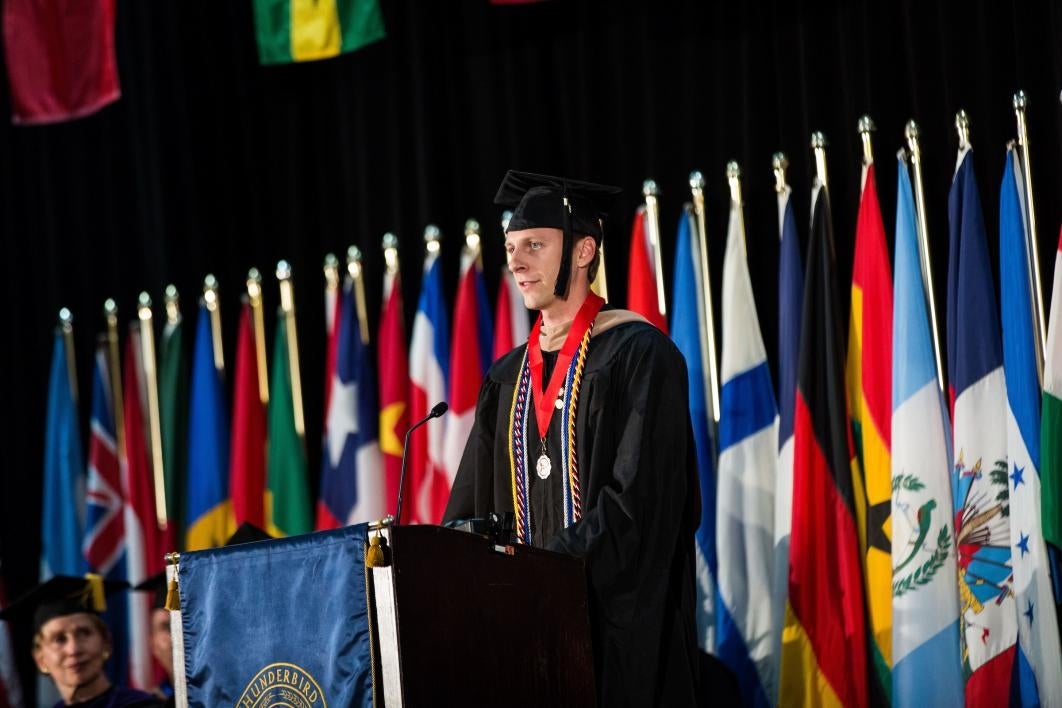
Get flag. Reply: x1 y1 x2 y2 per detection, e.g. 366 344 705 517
408 248 450 524
999 147 1062 706
2 0 120 124
946 146 1017 705
317 277 383 528
1045 228 1062 562
178 526 374 706
379 266 409 519
267 309 313 536
442 243 493 489
493 265 530 360
42 325 86 579
83 339 133 688
715 191 779 706
670 207 718 655
0 565 24 708
844 162 893 701
774 182 803 701
185 303 231 550
230 302 267 530
121 328 162 690
891 158 964 706
158 311 188 544
627 207 668 331
779 186 868 707
252 0 385 65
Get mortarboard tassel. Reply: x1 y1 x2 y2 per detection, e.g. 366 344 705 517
84 573 106 612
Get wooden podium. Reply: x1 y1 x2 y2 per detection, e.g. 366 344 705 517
367 524 596 707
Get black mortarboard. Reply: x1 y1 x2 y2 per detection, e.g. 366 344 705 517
494 170 622 298
133 572 168 610
225 522 272 546
0 575 129 632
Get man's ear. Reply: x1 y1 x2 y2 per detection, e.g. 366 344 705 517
576 236 597 268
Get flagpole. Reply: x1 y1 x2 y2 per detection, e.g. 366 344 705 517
772 152 789 197
905 120 946 395
58 308 78 406
1013 90 1048 369
689 171 721 425
277 260 305 439
858 115 876 199
811 131 829 190
137 292 168 530
383 232 400 277
726 161 745 244
348 246 370 345
642 180 668 322
247 268 269 405
104 298 126 457
203 275 224 374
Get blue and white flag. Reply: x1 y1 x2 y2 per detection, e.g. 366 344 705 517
669 205 718 653
716 190 779 707
891 158 963 707
179 525 373 707
999 146 1062 707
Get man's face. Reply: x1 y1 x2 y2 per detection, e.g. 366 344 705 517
33 613 110 695
149 607 174 680
505 227 565 310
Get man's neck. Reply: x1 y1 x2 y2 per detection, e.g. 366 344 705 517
540 288 589 333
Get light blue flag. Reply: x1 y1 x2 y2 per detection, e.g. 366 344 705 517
186 302 231 550
42 324 86 579
891 156 963 707
999 147 1062 706
715 192 778 707
669 206 718 653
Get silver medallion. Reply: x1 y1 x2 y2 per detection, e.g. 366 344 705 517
536 454 552 479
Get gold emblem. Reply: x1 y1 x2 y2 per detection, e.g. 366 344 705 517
237 662 327 708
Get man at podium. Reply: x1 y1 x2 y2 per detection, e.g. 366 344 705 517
444 171 700 706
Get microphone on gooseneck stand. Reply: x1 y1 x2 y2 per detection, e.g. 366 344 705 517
393 401 448 526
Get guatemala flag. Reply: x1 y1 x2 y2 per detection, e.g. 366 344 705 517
715 185 778 707
891 157 963 707
670 204 718 654
318 275 383 527
998 146 1062 706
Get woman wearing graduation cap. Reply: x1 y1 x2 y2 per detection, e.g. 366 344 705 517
1 575 163 707
444 171 701 706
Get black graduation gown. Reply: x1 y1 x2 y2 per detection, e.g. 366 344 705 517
58 685 164 708
444 318 701 707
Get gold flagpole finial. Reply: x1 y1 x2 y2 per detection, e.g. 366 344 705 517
465 218 483 269
163 285 181 326
641 179 667 321
858 115 876 166
687 170 721 427
202 275 224 373
58 308 77 404
137 291 168 531
347 246 370 345
246 268 269 405
323 253 340 293
276 260 305 438
382 233 400 276
103 298 126 455
810 131 829 189
771 153 789 194
424 225 442 255
726 161 742 206
955 110 971 150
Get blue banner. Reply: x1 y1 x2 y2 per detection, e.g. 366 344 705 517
180 525 373 707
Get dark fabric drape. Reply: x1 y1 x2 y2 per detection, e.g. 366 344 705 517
2 0 1060 699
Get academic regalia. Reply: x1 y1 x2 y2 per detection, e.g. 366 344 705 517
444 312 701 707
59 684 164 708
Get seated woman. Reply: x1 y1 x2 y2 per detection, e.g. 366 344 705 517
1 575 162 708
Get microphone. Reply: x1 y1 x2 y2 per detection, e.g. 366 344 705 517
393 401 448 525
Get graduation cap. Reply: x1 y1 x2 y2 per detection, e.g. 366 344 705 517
225 522 272 546
133 572 169 611
0 575 128 633
494 170 622 298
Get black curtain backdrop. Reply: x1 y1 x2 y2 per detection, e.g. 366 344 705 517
2 0 1061 699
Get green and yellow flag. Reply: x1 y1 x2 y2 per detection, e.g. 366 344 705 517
267 309 312 536
253 0 385 65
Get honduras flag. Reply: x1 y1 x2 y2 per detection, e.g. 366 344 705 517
716 190 779 706
947 145 1017 703
318 276 383 527
891 157 963 707
670 205 718 653
999 147 1062 706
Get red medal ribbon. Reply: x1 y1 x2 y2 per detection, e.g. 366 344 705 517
526 292 604 440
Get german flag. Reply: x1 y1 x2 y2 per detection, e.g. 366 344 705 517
780 186 868 707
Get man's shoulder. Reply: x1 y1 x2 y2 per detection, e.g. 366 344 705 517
590 315 683 364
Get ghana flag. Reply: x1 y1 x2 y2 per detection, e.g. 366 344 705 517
780 185 869 707
253 0 385 65
844 161 893 704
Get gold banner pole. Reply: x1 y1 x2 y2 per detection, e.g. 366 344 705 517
138 292 168 530
348 246 370 345
1013 90 1047 370
203 275 224 374
689 171 720 425
59 308 78 405
104 299 126 457
642 180 667 322
246 269 269 405
277 260 305 439
906 120 946 395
